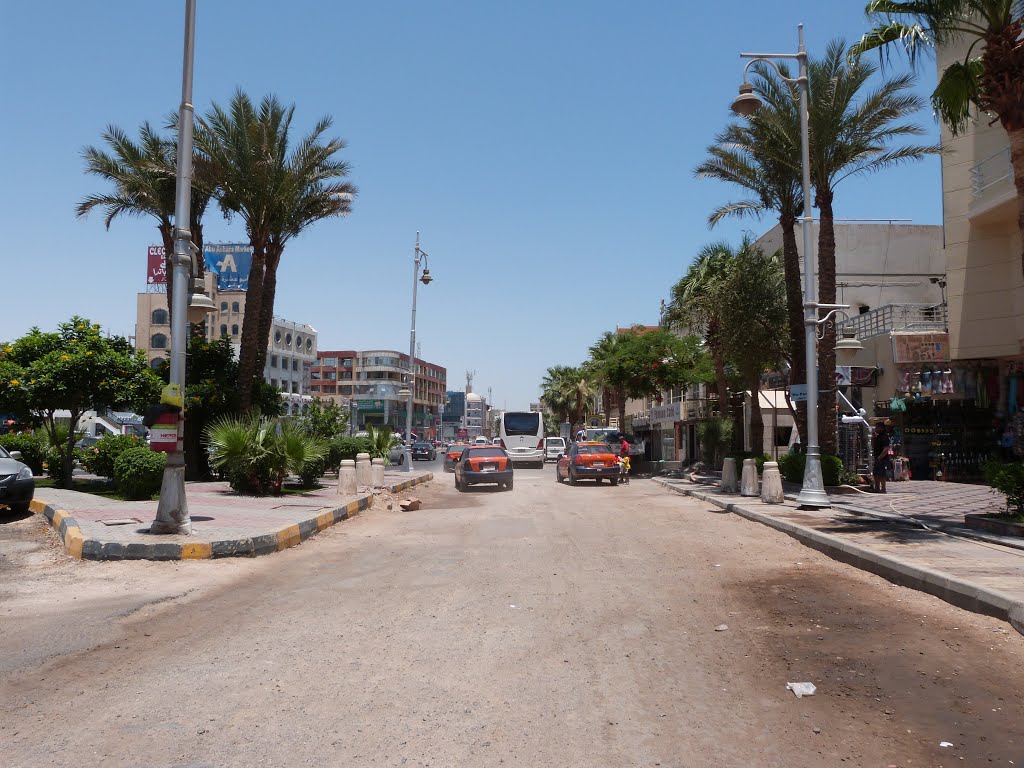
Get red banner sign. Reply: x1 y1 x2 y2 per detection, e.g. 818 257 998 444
148 246 167 285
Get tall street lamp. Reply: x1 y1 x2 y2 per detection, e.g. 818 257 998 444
730 24 862 509
403 232 434 471
151 0 215 534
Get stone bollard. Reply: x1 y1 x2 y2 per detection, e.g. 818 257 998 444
355 453 371 489
740 458 759 497
720 457 738 493
338 459 356 496
760 461 784 504
371 457 385 488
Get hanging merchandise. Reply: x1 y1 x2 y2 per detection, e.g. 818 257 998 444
890 396 907 412
941 368 954 394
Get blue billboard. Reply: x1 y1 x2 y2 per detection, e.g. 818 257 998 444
203 243 253 291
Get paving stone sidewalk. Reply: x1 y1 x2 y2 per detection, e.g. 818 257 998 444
30 471 432 561
654 477 1024 634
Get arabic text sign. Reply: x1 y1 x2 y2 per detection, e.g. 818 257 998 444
147 246 167 284
203 244 253 291
891 333 951 364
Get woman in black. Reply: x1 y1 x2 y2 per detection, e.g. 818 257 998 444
872 422 892 494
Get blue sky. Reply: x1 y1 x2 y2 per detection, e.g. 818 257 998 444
0 1 941 410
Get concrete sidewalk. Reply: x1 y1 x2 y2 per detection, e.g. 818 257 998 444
653 476 1024 635
30 471 433 561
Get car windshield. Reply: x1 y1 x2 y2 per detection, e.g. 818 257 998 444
577 444 614 455
466 448 504 459
0 445 10 459
413 443 431 449
448 446 468 455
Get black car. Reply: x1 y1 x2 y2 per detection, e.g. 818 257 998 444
0 445 35 514
411 441 437 461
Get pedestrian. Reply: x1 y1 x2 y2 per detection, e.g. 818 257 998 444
618 436 631 484
871 421 893 494
575 427 586 443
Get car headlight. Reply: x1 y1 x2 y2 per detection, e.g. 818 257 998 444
17 466 33 480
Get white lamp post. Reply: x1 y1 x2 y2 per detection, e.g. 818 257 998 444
730 25 860 508
403 232 433 472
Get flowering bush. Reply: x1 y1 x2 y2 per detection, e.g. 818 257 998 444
80 433 140 479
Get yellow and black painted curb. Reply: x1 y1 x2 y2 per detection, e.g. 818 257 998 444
30 471 434 562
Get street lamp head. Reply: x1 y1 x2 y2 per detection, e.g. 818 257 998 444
420 268 433 285
834 326 865 365
730 82 762 117
185 278 216 324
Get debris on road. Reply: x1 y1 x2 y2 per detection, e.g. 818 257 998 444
399 498 422 511
939 741 954 748
785 682 817 698
714 624 729 632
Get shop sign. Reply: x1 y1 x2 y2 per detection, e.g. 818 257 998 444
356 399 384 410
891 332 950 364
789 384 808 403
650 402 681 427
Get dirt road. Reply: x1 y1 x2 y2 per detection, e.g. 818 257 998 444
2 470 1022 767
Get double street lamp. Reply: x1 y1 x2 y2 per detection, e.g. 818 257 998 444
401 232 434 472
730 25 863 509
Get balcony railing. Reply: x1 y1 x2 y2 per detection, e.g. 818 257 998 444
971 146 1013 200
840 303 946 340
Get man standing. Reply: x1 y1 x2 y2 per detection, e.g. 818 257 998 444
618 435 631 484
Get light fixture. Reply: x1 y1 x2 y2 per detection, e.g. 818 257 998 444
397 386 411 399
834 326 865 365
420 268 433 285
186 278 216 324
730 82 762 116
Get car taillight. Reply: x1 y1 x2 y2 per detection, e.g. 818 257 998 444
574 456 585 465
536 439 543 450
500 439 506 449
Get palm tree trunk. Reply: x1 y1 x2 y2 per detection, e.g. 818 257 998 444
158 224 175 328
1009 127 1024 281
749 375 763 455
779 214 807 444
237 245 267 412
816 191 838 456
255 246 282 384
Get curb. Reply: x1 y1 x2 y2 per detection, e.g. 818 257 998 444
652 478 1024 631
29 472 433 562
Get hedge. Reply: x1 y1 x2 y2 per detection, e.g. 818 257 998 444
776 453 844 487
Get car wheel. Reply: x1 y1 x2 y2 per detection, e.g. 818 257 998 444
504 479 513 491
569 470 577 486
610 477 618 486
595 478 602 484
8 501 30 515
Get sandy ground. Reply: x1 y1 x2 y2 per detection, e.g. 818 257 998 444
1 470 1022 767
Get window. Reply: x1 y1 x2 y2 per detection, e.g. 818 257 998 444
150 357 163 370
295 335 303 347
292 359 299 371
270 355 278 368
232 301 240 313
859 305 871 315
322 357 338 368
311 371 321 380
285 333 292 346
220 324 228 337
151 333 168 349
306 339 312 352
270 379 278 389
151 309 168 325
327 372 337 381
292 382 300 394
220 302 228 312
231 324 239 335
275 330 282 344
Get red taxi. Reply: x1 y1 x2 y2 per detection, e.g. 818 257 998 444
555 441 620 486
443 443 469 473
455 446 513 491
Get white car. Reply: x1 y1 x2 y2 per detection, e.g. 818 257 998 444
543 437 566 462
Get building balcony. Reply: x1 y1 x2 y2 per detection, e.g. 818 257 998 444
969 145 1017 222
841 303 946 341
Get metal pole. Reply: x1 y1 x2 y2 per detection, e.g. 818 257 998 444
404 233 419 472
794 24 830 508
152 0 196 534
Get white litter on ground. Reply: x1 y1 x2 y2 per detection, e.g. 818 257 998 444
785 682 817 698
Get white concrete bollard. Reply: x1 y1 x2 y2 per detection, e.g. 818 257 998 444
760 461 784 504
371 457 385 488
338 459 356 496
355 453 371 489
720 457 738 493
740 458 759 497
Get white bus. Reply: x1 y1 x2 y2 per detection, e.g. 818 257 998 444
498 411 545 468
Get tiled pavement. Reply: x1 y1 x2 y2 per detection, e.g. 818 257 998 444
655 477 1024 632
31 472 432 561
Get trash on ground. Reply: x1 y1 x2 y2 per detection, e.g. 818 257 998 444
99 518 143 526
399 498 421 511
939 742 954 748
714 624 729 632
786 682 817 698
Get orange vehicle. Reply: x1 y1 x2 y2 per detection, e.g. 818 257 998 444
455 446 513 491
443 443 469 473
555 441 620 486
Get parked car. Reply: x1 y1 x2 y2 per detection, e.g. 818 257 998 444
555 441 620 486
443 444 469 472
411 441 436 461
543 437 566 462
455 445 513 491
0 445 35 514
389 440 407 466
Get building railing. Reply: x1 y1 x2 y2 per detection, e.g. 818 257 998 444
970 145 1013 200
840 303 946 340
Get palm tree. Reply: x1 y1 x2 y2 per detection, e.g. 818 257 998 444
77 122 212 325
752 40 939 454
694 93 807 442
540 365 596 432
665 242 732 408
588 331 628 427
853 0 1024 277
194 90 356 411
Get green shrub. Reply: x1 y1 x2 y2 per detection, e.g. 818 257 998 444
982 460 1024 517
0 432 47 475
777 453 844 487
81 433 141 479
329 436 371 469
697 418 733 467
297 456 327 489
114 447 166 500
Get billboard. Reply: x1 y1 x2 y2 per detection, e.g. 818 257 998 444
148 245 167 285
891 332 951 364
204 243 253 292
